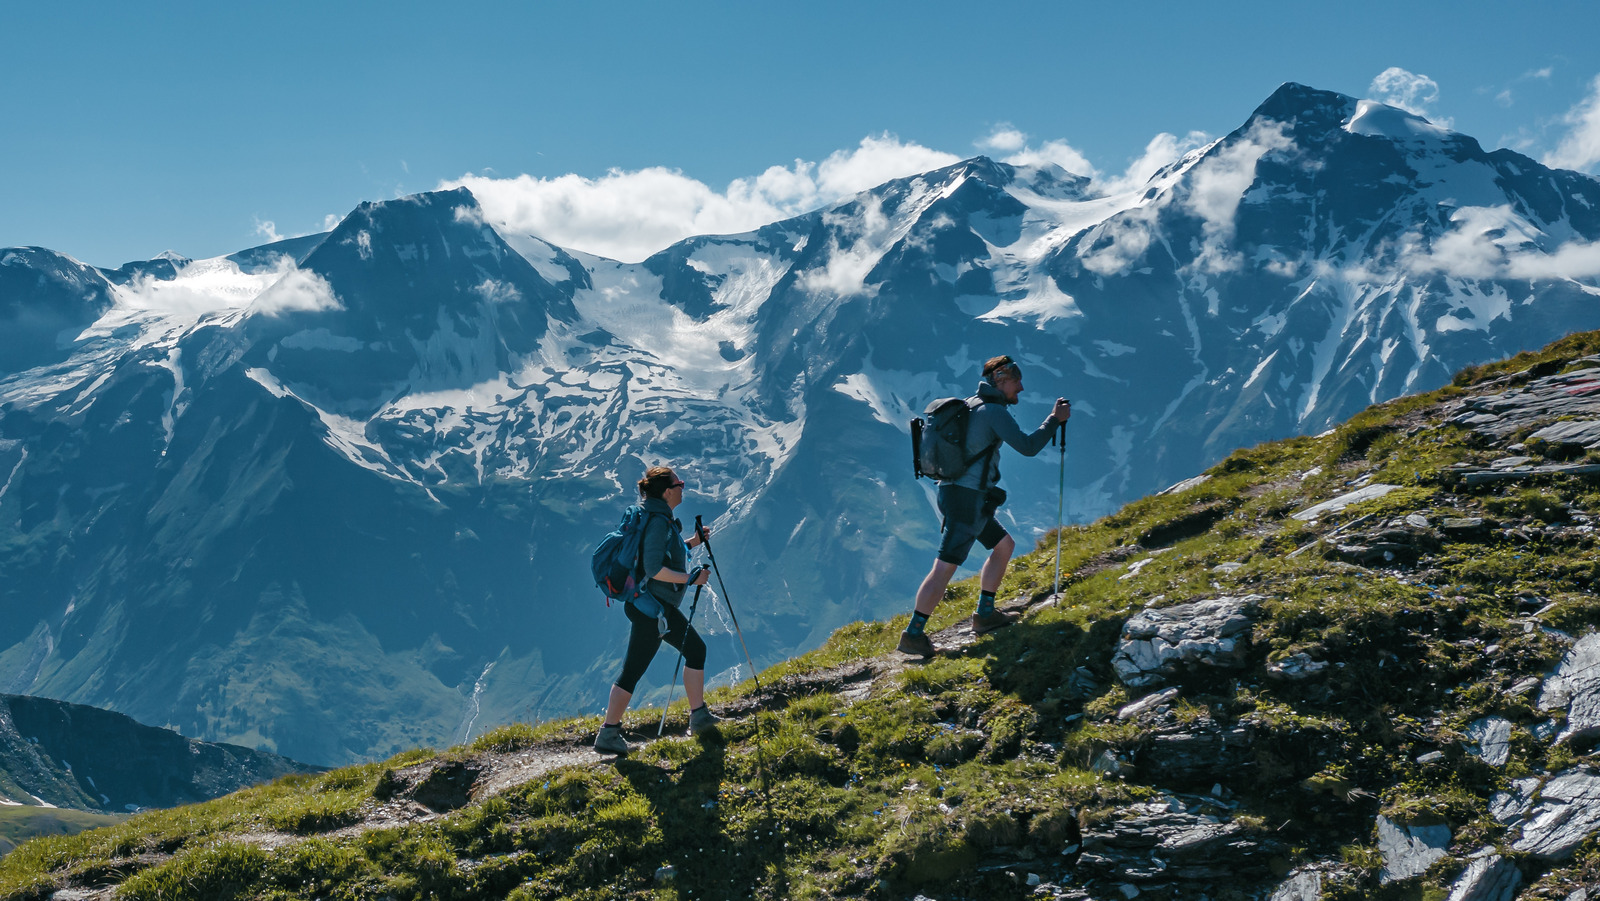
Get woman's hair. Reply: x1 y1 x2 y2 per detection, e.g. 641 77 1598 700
983 354 1021 384
638 465 680 499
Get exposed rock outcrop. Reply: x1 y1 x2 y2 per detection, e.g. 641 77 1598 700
1111 596 1261 687
1537 632 1600 746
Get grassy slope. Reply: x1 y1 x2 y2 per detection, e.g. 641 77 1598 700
4 331 1600 900
0 808 123 858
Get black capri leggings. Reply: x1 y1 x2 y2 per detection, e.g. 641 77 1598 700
614 600 707 694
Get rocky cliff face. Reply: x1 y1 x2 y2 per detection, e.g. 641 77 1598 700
0 694 310 812
2 83 1600 765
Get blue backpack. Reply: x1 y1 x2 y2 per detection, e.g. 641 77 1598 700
591 505 669 606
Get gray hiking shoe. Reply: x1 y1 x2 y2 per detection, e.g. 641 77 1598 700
594 723 629 755
897 629 936 657
971 609 1017 635
687 705 721 736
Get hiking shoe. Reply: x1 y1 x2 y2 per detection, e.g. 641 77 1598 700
593 723 629 755
687 705 721 736
971 609 1017 635
897 629 936 657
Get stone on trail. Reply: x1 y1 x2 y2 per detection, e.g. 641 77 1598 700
1111 596 1261 687
1376 815 1450 883
1269 869 1323 900
1466 717 1513 767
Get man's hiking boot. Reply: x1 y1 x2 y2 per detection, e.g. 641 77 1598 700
971 609 1017 635
688 705 721 737
897 630 936 657
594 723 629 755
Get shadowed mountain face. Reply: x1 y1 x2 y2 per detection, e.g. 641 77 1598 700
1 83 1598 764
0 694 310 812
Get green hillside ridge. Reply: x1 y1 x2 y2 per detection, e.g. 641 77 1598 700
5 331 1600 900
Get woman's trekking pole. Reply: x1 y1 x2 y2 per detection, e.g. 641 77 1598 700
694 516 774 797
658 575 706 737
1053 415 1067 594
695 516 761 694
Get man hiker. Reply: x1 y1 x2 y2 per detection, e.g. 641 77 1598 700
898 355 1072 657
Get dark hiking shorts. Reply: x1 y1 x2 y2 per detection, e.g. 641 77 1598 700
937 484 1008 565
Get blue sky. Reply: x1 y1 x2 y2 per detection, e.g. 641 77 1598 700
5 0 1600 268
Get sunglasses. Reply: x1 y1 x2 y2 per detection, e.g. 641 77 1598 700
669 480 686 489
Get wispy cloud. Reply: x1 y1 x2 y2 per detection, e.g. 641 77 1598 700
1401 204 1600 280
1183 120 1292 273
115 256 341 317
443 135 961 263
1098 131 1214 196
1544 74 1600 173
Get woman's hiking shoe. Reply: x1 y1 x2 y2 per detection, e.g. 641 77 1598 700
971 609 1017 635
897 630 936 657
594 723 629 755
688 705 721 736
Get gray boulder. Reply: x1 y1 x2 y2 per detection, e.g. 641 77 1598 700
1510 768 1600 859
1111 596 1262 688
1537 632 1600 746
1444 851 1520 901
1376 815 1450 883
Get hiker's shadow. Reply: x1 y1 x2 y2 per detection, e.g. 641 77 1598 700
613 732 794 899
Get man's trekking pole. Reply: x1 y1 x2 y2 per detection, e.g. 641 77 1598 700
658 570 707 737
1053 412 1068 595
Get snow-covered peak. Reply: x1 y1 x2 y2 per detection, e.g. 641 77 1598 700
1343 99 1455 141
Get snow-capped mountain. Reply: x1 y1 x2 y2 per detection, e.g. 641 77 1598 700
2 82 1597 764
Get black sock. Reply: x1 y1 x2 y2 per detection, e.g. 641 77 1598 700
908 611 930 634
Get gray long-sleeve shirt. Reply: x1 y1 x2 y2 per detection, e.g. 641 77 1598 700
639 496 689 610
946 380 1060 491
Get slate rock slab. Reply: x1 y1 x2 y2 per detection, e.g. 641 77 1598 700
1077 801 1281 884
1466 717 1512 767
1444 851 1519 901
1537 631 1600 746
1510 768 1600 859
1269 869 1323 901
1111 596 1262 688
1291 485 1400 522
1376 815 1450 883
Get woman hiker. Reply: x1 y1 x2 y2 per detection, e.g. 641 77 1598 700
594 465 721 755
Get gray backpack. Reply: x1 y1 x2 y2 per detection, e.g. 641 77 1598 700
911 397 996 481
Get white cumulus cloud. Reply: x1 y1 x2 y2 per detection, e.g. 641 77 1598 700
1370 67 1442 117
443 134 961 263
1545 74 1600 173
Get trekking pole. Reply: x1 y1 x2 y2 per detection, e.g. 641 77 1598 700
1053 413 1068 595
694 516 773 796
658 574 706 737
695 516 761 696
